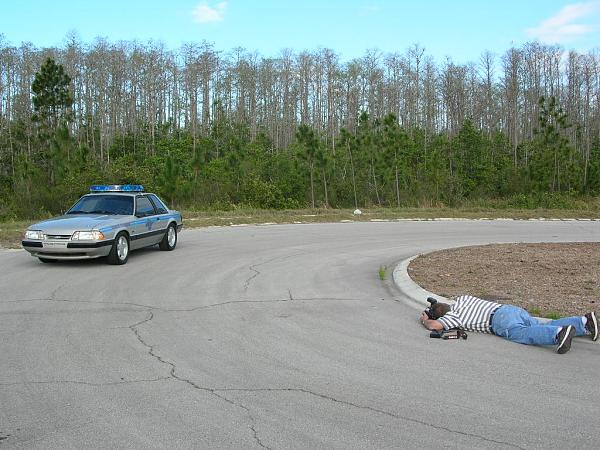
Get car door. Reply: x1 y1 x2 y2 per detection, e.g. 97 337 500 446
148 194 171 240
132 195 159 249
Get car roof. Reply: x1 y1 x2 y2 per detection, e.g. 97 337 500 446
86 192 157 196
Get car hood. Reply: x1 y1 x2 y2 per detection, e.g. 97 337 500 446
29 214 127 235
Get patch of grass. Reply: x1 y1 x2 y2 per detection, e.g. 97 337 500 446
183 205 600 226
378 265 387 281
2 206 599 249
528 307 562 319
0 221 29 249
545 311 562 320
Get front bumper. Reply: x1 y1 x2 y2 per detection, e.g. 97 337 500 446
22 239 113 260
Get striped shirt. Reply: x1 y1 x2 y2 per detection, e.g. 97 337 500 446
437 295 502 333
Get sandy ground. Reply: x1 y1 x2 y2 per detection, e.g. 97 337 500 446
408 242 600 317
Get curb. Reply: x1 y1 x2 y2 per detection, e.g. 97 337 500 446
392 254 558 327
392 255 449 312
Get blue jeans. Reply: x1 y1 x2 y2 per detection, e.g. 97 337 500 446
491 305 585 346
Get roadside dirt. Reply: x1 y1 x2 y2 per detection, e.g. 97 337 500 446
408 242 600 317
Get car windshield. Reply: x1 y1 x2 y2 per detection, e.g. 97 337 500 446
66 195 134 215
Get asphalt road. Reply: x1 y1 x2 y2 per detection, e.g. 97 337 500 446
1 220 599 449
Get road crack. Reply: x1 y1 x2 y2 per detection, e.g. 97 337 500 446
1 297 161 311
243 253 305 291
1 296 365 312
0 378 171 387
6 297 514 448
173 297 364 312
244 265 261 291
214 387 526 450
128 310 271 449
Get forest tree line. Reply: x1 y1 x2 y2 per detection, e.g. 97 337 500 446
0 35 599 218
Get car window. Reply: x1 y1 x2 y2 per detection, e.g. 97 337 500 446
135 196 156 217
67 195 134 215
148 194 168 214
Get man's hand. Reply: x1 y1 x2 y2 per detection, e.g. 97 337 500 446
420 312 444 331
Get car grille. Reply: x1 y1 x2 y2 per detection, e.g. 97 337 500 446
45 234 71 240
39 252 86 257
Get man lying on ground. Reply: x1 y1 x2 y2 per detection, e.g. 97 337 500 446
419 295 598 354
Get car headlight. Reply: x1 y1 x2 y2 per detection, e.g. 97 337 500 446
71 231 105 240
24 230 45 240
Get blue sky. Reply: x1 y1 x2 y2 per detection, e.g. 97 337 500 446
2 1 600 63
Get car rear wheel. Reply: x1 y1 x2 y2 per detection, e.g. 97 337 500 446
39 257 58 263
107 232 129 265
159 223 177 251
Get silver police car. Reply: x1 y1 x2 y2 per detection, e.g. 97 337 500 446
21 185 183 264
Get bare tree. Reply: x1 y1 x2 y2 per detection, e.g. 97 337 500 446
1 35 600 182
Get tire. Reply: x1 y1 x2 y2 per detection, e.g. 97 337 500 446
159 223 177 251
106 232 129 265
39 257 58 263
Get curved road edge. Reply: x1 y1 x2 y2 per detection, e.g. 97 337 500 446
392 253 567 329
392 255 448 312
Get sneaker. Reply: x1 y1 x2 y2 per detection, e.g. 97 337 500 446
556 325 575 354
585 312 598 341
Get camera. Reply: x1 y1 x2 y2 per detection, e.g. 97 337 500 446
423 297 468 340
424 297 438 320
430 329 468 340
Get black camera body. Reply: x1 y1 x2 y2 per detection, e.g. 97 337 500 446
424 297 438 320
423 297 468 340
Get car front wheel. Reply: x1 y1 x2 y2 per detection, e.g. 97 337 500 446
159 223 177 251
107 232 129 265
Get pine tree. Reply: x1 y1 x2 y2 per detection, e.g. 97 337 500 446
31 57 74 185
296 124 319 208
157 155 181 206
32 57 73 129
530 97 581 192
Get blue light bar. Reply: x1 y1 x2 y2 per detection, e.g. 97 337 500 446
90 185 144 192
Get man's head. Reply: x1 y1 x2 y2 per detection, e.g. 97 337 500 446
425 299 451 319
425 297 450 320
431 302 450 319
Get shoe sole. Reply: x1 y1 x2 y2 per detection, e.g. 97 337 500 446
556 325 575 354
589 312 598 341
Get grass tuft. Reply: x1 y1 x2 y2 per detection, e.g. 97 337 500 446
545 311 562 320
529 307 562 320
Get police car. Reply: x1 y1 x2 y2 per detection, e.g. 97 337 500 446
21 185 183 265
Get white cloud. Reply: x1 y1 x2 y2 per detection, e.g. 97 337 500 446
192 2 227 24
527 2 600 43
358 2 382 16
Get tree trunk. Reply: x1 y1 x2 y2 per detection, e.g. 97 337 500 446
322 171 329 208
309 164 315 209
